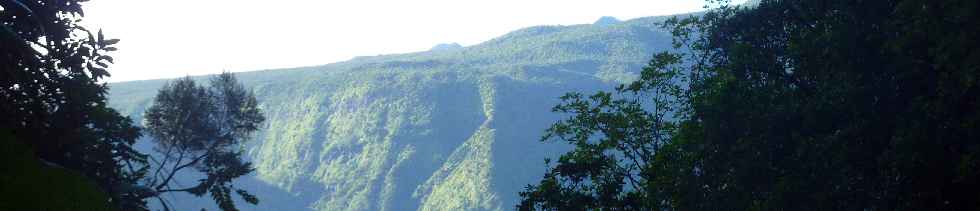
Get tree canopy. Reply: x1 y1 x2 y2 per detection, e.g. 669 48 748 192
2 2 264 210
142 73 265 211
520 0 980 210
1 0 147 209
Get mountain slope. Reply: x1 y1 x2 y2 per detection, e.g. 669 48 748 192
108 15 682 211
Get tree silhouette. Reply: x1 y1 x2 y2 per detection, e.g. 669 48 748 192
1 0 148 209
142 73 264 211
521 0 980 209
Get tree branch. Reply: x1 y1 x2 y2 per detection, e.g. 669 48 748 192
157 186 202 194
154 148 186 191
156 196 172 211
149 143 176 186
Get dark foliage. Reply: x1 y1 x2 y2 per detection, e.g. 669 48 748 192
520 0 980 210
1 0 148 209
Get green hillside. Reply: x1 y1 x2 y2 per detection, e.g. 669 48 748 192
108 15 681 211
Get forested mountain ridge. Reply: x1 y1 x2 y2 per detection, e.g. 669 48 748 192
107 15 682 211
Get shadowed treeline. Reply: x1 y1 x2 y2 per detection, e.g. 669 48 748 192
519 0 980 210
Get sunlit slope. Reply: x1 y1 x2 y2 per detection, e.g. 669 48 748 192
108 15 678 211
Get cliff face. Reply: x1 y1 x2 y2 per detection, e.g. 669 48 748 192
108 15 678 211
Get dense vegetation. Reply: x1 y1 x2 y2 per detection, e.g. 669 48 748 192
10 0 974 210
107 14 681 211
1 131 112 210
1 0 145 209
2 1 264 210
519 0 980 210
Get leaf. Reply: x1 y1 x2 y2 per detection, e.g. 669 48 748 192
87 31 96 45
91 67 109 78
101 55 114 64
78 46 91 57
103 39 120 45
235 189 259 205
9 0 34 15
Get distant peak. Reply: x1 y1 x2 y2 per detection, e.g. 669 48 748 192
593 16 621 26
430 43 463 52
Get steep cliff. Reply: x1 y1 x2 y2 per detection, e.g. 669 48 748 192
108 15 679 210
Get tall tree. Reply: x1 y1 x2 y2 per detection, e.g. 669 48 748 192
1 0 148 209
142 73 264 211
520 0 980 210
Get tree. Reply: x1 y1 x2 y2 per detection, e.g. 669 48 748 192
142 72 265 211
520 0 980 210
517 52 688 210
1 0 149 209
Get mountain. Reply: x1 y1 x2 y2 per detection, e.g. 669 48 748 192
108 14 681 211
430 43 464 52
593 16 621 26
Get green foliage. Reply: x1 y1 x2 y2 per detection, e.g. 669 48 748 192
107 15 683 211
521 0 980 210
518 52 687 210
1 1 147 209
0 131 112 211
143 73 265 211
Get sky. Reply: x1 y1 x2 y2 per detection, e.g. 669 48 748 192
81 0 736 82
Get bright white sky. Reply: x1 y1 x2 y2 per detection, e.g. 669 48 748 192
82 0 737 82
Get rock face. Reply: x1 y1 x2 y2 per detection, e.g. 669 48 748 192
108 15 679 211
